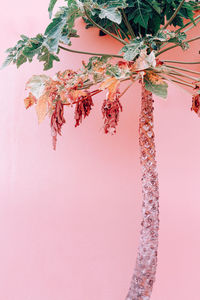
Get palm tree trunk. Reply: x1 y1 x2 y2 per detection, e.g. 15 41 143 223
125 83 160 300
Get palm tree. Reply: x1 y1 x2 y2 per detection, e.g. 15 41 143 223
2 1 200 299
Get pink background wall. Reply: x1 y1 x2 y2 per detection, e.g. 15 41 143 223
0 2 200 300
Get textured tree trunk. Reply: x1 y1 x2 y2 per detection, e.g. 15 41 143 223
125 83 160 300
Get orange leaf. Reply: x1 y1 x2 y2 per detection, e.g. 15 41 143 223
69 89 88 101
147 71 165 85
24 92 36 109
59 90 70 104
36 95 48 124
100 77 120 101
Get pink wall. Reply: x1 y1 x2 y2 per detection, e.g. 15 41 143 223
0 2 200 300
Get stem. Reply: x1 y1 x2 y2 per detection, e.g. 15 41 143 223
175 14 200 33
161 75 194 95
125 83 159 300
184 18 200 33
115 23 131 41
165 64 200 76
156 36 200 56
168 69 199 81
121 9 135 38
169 79 194 88
165 73 195 85
163 0 186 29
78 76 133 91
58 45 123 58
113 24 122 39
167 71 194 82
160 16 200 49
162 74 194 88
119 81 134 98
163 60 200 65
84 8 127 45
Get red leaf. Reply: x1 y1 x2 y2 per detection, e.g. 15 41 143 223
74 92 94 127
51 100 66 150
191 86 200 116
101 90 122 134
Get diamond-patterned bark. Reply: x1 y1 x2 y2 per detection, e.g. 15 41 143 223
125 83 160 300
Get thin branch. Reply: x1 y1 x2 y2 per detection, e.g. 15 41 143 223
58 45 123 58
121 9 135 39
165 64 200 76
156 36 200 56
163 0 186 29
84 8 127 45
163 60 200 65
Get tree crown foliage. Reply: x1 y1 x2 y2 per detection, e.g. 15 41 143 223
2 0 200 149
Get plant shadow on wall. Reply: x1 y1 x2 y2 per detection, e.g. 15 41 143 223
1 1 200 300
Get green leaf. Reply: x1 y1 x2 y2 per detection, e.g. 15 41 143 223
38 47 60 70
95 0 127 9
48 0 57 18
44 5 81 52
144 0 161 14
99 7 122 24
106 65 122 78
16 54 27 68
45 10 67 37
119 38 146 61
144 72 168 99
127 0 152 29
1 54 14 69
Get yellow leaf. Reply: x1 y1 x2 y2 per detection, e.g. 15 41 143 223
24 92 36 109
36 95 48 124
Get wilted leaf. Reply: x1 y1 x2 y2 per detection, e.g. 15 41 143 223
100 77 120 100
101 91 122 134
51 100 66 150
69 89 88 102
134 50 156 71
36 95 48 124
191 87 200 116
24 92 36 109
26 75 50 99
74 92 94 127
